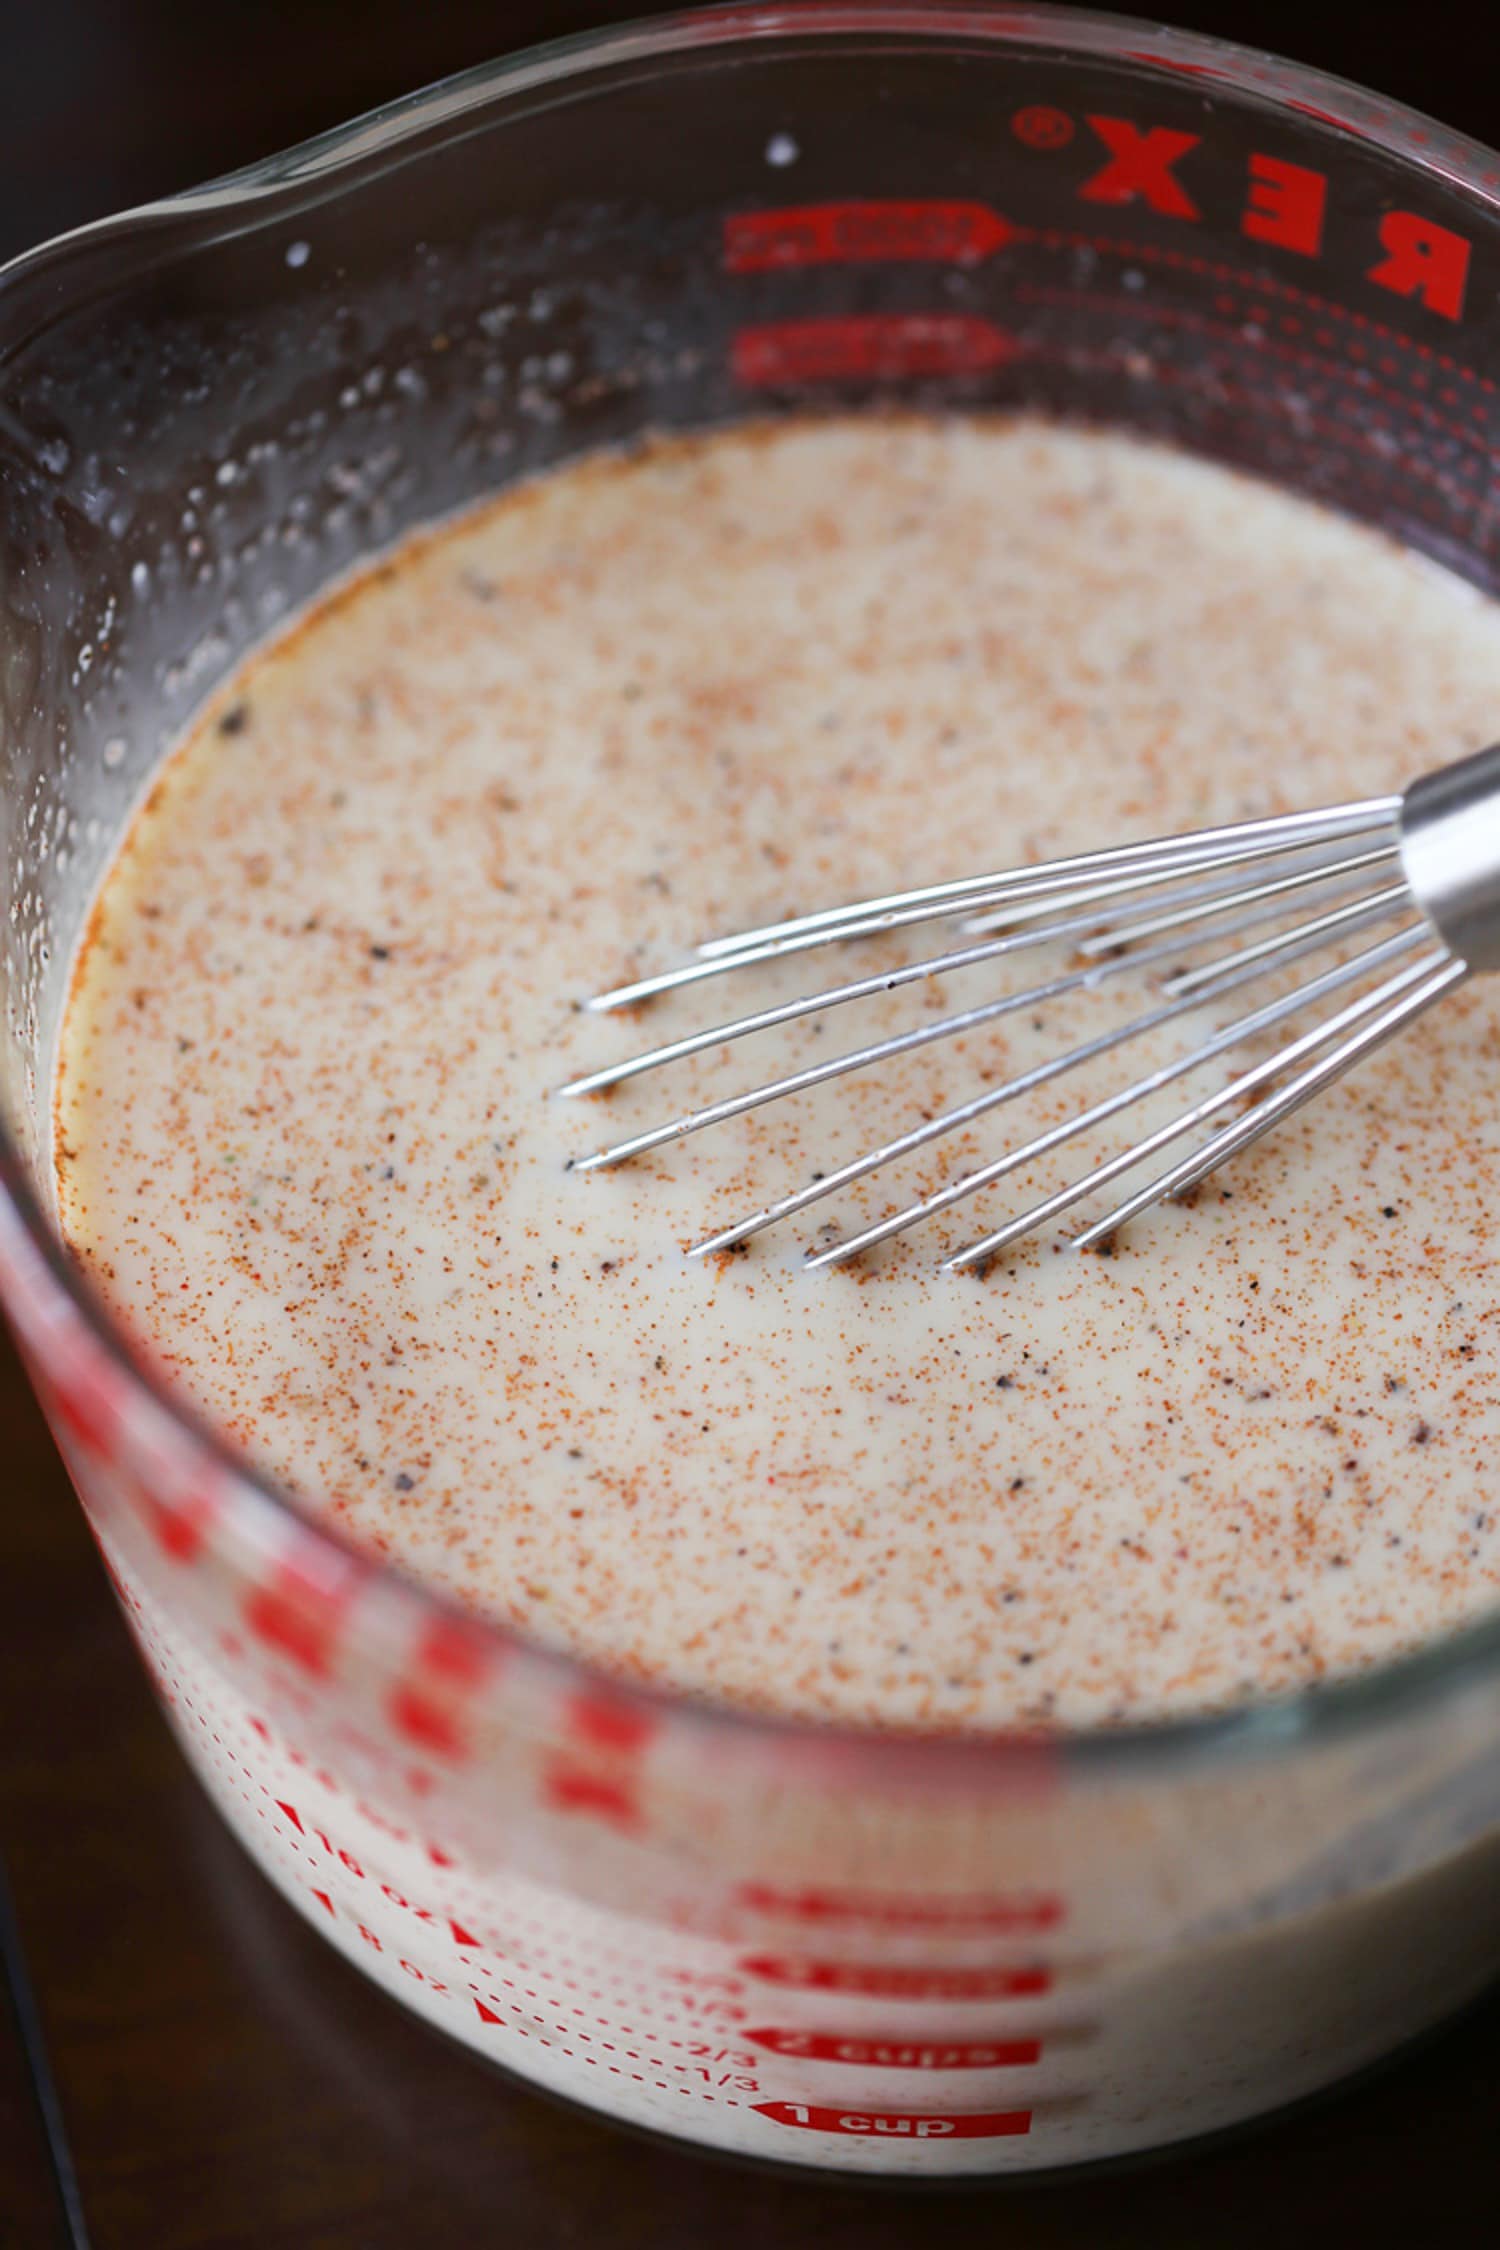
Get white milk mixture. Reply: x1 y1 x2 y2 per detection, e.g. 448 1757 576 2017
54 416 1500 1729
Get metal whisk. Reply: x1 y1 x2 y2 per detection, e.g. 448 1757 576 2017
557 744 1500 1270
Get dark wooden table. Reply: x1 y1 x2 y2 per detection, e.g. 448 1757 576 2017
3 5 1498 2242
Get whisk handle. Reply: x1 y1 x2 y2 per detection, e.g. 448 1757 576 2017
1400 743 1500 975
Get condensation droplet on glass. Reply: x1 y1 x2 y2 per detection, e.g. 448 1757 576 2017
215 460 239 486
1122 269 1145 293
766 131 799 167
102 738 126 770
285 240 311 269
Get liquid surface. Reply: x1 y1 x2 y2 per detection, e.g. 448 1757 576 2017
55 416 1500 1727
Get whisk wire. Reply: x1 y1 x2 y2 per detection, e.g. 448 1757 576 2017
696 797 1402 959
946 950 1455 1269
797 927 1433 1270
560 752 1500 1267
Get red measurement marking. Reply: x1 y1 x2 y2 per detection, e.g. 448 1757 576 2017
388 1616 492 1758
448 1918 482 1950
737 1883 1064 1932
140 1474 221 1563
543 1760 640 1830
565 1690 656 1754
740 1956 1051 2000
753 2100 1031 2140
732 314 1016 389
48 1364 123 1457
387 1684 464 1758
474 1998 504 2027
310 1889 334 1918
724 199 1015 272
244 1546 359 1678
748 2028 1041 2070
1011 105 1074 151
418 1616 492 1687
274 1799 304 1833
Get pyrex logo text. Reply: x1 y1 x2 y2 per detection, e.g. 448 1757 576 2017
1075 113 1470 320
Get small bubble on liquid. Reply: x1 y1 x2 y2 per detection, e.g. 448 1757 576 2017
766 131 799 167
285 240 311 269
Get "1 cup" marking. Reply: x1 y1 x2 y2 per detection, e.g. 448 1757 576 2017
753 2101 1032 2139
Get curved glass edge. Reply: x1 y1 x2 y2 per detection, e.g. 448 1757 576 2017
4 0 1500 1785
3 0 1499 292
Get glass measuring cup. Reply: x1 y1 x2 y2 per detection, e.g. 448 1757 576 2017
3 2 1500 2177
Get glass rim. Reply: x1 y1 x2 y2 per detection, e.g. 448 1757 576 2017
7 0 1500 1785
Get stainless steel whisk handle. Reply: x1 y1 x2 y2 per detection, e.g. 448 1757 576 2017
1400 743 1500 974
